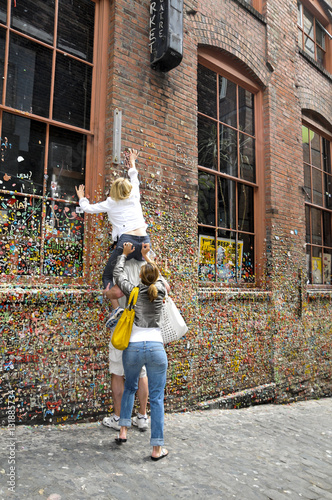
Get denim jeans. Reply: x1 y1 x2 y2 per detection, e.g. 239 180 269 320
119 341 168 446
102 233 151 288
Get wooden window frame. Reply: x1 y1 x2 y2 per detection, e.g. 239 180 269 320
303 117 332 288
297 0 332 73
0 0 109 284
198 48 265 288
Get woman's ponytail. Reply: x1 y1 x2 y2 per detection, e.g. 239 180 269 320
147 283 158 302
140 262 160 301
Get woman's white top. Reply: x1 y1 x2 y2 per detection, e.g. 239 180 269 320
130 324 163 343
78 167 147 240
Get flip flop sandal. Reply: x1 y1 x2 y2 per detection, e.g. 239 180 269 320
151 449 168 461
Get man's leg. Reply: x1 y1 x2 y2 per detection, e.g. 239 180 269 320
111 374 124 417
137 375 148 415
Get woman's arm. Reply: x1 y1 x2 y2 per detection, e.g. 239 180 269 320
75 184 111 214
113 243 136 297
127 149 140 199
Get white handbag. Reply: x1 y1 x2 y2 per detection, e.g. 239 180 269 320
160 293 188 344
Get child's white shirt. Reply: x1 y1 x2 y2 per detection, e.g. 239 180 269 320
78 167 147 240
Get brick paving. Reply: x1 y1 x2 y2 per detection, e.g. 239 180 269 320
1 398 332 499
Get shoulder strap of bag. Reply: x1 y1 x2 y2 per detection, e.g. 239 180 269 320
127 286 139 308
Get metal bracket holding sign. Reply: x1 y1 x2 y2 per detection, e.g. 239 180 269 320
149 0 183 72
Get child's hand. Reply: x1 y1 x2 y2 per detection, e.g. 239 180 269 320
128 148 139 168
75 184 85 200
141 242 151 260
122 242 135 256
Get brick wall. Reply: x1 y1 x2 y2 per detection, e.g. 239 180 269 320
1 0 331 426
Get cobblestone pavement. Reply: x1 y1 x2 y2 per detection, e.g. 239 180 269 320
1 398 332 500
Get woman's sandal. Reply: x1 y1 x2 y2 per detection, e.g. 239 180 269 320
151 449 168 461
115 434 127 444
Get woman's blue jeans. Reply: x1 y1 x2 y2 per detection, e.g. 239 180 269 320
119 341 168 446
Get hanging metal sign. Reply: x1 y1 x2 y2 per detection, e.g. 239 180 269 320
149 0 183 72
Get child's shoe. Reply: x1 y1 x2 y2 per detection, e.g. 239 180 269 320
105 307 124 329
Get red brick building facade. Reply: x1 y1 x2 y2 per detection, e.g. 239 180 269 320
0 0 331 424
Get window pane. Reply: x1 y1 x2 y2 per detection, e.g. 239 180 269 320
317 47 324 65
316 23 325 49
304 164 311 199
216 229 237 283
47 127 86 207
1 112 46 195
0 27 5 102
11 0 54 45
0 0 6 24
220 124 237 177
239 232 255 283
305 205 310 242
6 33 52 117
240 133 255 182
323 211 332 247
312 246 322 284
219 78 236 128
53 54 92 129
322 138 331 174
306 245 311 282
198 226 216 281
197 64 217 119
302 126 310 163
57 0 95 63
198 115 218 170
323 250 332 285
43 201 84 277
324 174 332 209
217 176 236 229
238 184 254 233
311 132 321 168
198 171 215 226
304 35 315 58
238 87 254 136
303 9 314 36
297 2 302 26
311 208 322 245
312 168 322 206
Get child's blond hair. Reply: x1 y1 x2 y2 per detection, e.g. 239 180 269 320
110 177 132 201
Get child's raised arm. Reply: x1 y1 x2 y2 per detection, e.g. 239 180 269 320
75 184 85 200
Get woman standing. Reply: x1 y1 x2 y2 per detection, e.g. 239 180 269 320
113 241 168 461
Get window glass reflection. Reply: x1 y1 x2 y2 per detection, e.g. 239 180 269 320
220 125 237 177
238 184 254 233
198 226 216 281
219 78 236 128
58 0 95 62
238 87 254 135
0 28 5 101
198 172 215 225
197 64 217 119
47 126 86 201
6 33 52 117
1 112 46 195
240 133 255 182
11 0 54 45
0 0 6 24
217 176 235 229
198 115 218 170
53 54 92 129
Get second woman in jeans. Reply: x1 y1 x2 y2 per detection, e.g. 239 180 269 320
113 241 168 461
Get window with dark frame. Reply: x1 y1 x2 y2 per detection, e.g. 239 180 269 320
197 63 256 285
0 0 97 278
303 124 332 285
297 0 328 66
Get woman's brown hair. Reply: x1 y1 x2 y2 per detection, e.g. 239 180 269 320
140 262 159 302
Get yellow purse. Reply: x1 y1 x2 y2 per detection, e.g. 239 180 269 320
111 287 139 350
